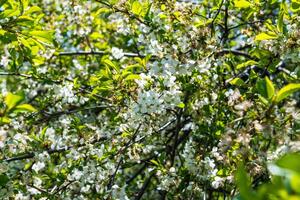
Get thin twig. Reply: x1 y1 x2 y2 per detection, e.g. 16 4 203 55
107 124 142 189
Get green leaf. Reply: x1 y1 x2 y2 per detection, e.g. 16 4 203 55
276 153 300 174
0 29 6 35
236 60 258 70
21 0 29 9
229 78 245 86
235 164 255 200
28 30 54 45
18 37 31 48
0 9 20 18
291 0 300 12
20 0 29 14
0 174 9 187
132 1 142 16
265 77 275 100
103 59 119 72
124 74 141 81
234 0 252 8
23 5 42 15
15 16 34 25
256 77 275 100
14 104 37 112
5 92 23 112
255 32 278 41
277 10 284 33
150 159 159 166
291 174 300 193
0 117 11 124
24 162 33 171
177 102 185 108
258 95 269 105
275 83 300 103
0 0 7 7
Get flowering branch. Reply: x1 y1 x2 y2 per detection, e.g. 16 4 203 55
59 51 142 58
2 136 108 162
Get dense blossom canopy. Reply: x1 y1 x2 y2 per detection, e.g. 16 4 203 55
0 0 300 199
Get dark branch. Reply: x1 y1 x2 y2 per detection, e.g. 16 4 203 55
134 173 155 200
2 137 108 162
216 49 255 60
59 51 142 58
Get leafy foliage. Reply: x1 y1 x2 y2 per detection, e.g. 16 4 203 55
0 0 299 199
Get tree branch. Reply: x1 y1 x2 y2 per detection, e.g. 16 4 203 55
107 124 142 189
2 136 108 162
134 172 155 200
215 49 255 60
59 51 142 58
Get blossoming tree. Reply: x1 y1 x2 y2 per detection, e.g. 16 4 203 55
0 0 300 199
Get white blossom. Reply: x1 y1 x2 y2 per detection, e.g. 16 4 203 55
32 161 45 173
112 47 124 59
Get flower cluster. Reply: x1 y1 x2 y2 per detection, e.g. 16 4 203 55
0 0 299 199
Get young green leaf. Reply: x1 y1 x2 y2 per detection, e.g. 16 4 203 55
0 117 11 124
132 1 142 16
275 83 300 103
234 0 252 8
229 78 245 86
124 74 141 81
5 93 23 112
255 32 278 41
177 102 185 109
265 76 275 100
290 0 300 12
236 60 258 70
103 59 119 72
14 104 37 112
28 30 54 45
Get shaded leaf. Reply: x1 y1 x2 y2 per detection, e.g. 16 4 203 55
256 77 275 100
235 164 255 200
0 174 9 187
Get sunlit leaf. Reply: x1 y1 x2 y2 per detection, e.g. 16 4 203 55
14 104 37 112
291 0 300 12
276 153 300 174
124 74 141 81
275 83 300 103
132 1 142 16
229 78 245 86
28 30 54 45
255 32 278 41
234 0 252 8
5 93 23 112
